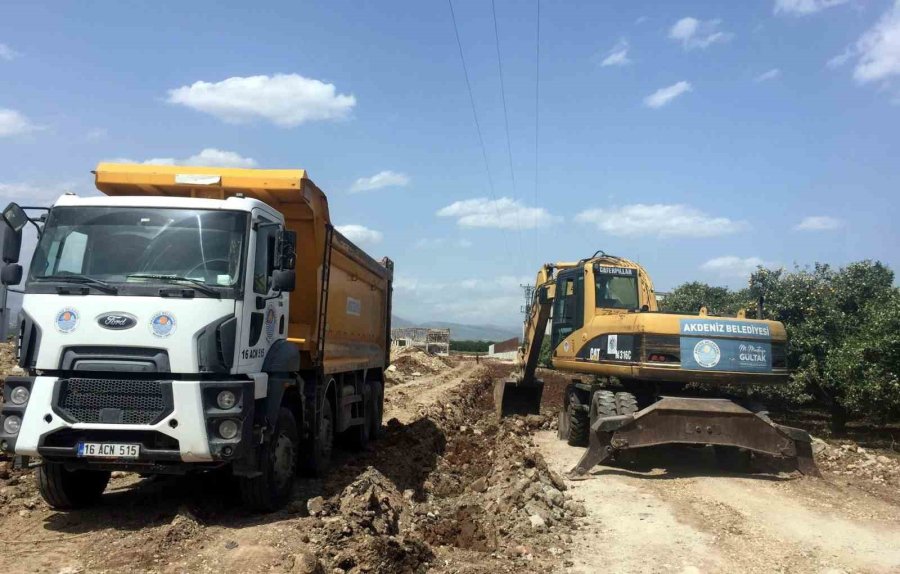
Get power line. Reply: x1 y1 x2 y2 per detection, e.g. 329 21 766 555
490 0 524 262
447 0 516 270
533 0 541 257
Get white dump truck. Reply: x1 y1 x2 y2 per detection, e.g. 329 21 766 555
0 163 393 510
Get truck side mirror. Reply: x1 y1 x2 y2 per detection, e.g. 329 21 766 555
0 224 22 264
279 230 297 270
2 203 29 233
1 264 23 286
273 269 295 292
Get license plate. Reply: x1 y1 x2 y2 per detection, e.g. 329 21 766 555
76 442 140 459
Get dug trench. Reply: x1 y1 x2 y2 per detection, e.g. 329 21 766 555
0 356 581 574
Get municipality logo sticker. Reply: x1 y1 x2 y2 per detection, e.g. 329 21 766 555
693 339 721 368
55 308 79 333
149 312 177 338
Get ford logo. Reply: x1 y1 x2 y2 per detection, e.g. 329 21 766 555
96 313 137 330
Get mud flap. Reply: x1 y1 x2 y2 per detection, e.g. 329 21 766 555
494 378 544 419
569 397 821 478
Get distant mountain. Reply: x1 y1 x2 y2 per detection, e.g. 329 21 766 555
391 315 519 342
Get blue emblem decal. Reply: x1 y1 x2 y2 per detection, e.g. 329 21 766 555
55 308 79 333
150 312 177 337
692 339 721 368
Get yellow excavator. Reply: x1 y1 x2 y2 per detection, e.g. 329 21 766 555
496 251 819 476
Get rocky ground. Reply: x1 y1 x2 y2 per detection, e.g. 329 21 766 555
1 344 899 573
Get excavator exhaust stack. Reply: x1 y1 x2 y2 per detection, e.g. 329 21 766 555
569 397 820 478
494 377 544 418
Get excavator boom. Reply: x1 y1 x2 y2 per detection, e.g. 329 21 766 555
494 266 556 417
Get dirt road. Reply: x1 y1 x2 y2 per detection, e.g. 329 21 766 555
535 432 900 574
2 353 899 573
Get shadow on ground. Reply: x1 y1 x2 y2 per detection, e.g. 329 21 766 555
41 415 447 535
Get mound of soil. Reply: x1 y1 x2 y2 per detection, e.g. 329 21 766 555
386 347 452 385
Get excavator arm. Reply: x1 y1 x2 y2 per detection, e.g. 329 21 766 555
494 264 559 418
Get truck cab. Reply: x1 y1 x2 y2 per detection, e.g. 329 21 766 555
0 164 393 510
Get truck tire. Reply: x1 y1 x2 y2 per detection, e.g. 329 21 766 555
567 391 589 447
301 396 335 477
614 392 638 416
369 381 384 440
590 390 617 422
239 407 299 511
37 463 110 509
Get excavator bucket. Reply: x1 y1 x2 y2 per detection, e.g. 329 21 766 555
569 397 820 477
494 378 544 419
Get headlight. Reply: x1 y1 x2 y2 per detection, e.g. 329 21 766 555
3 416 22 435
10 386 30 405
216 390 237 410
218 419 239 440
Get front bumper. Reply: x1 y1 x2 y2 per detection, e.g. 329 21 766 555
1 376 255 469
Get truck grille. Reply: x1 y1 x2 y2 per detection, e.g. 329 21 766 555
56 378 173 425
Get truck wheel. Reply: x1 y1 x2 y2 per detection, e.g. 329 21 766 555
239 407 299 511
301 396 335 477
614 392 638 415
369 381 384 440
37 463 110 509
567 392 589 447
350 385 372 450
590 390 617 422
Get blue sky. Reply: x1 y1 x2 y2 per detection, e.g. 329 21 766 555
2 0 899 328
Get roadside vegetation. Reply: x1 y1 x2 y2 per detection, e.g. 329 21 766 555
449 340 493 353
661 260 900 434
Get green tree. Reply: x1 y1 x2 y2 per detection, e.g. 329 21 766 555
659 282 747 316
752 260 899 432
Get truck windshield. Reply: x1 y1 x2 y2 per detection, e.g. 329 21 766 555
28 207 247 288
594 266 639 310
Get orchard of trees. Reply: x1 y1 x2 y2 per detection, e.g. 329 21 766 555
660 260 900 433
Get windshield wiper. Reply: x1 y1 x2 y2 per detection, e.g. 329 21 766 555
126 273 220 298
35 274 118 294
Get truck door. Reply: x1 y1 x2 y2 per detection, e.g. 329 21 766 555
551 268 584 351
237 211 287 373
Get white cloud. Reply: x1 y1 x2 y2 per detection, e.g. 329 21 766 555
167 73 356 127
827 47 854 68
600 39 632 67
0 181 88 205
436 197 561 230
668 18 732 50
393 274 528 325
0 43 19 61
350 170 410 193
701 256 773 278
755 68 781 82
853 0 900 85
107 148 258 168
794 215 844 231
336 224 383 245
0 108 40 138
774 0 849 16
575 204 748 238
85 128 107 141
643 81 692 108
